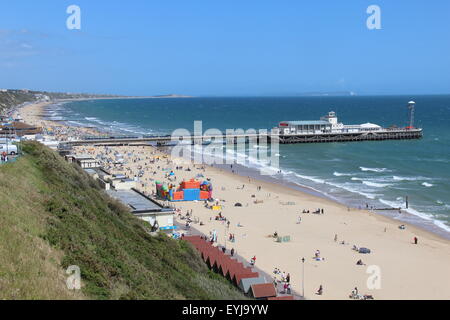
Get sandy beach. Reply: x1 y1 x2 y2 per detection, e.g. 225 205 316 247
17 100 450 300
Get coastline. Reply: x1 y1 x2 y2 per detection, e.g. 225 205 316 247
15 99 450 300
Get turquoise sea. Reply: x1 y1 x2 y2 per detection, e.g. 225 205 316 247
50 96 450 238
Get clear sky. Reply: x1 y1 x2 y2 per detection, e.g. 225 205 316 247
1 1 449 96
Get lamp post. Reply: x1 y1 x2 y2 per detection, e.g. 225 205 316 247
224 224 227 250
301 257 305 298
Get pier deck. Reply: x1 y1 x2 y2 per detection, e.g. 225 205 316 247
60 128 422 147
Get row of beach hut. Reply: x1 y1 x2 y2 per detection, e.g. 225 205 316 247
182 235 294 300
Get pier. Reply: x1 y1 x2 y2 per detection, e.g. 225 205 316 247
59 127 422 148
277 128 422 144
59 102 423 147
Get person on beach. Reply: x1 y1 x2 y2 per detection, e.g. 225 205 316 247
283 282 288 294
316 285 323 295
356 259 365 266
286 273 290 283
414 237 418 244
334 234 338 242
315 250 321 259
230 248 235 256
250 256 256 266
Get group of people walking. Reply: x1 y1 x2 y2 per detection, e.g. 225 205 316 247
273 268 292 294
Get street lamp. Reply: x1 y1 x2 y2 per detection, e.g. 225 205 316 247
224 224 227 250
301 257 305 298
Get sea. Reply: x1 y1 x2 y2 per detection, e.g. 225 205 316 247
46 95 450 238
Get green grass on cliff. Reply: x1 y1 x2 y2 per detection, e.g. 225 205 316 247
0 141 246 300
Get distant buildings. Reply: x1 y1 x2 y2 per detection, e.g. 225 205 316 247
107 188 175 232
65 154 100 169
72 161 176 232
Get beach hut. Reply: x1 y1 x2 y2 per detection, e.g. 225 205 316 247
235 272 260 287
239 276 267 294
223 261 245 281
268 296 295 300
250 283 277 300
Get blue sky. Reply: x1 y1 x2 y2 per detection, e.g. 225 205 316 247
1 1 449 96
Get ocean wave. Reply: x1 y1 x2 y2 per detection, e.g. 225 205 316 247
326 181 378 200
422 182 434 187
379 199 450 233
252 145 268 149
293 173 325 184
181 145 450 235
333 172 353 177
359 167 390 173
362 181 392 188
392 175 430 182
67 120 87 127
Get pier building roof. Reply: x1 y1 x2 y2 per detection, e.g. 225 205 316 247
280 120 330 126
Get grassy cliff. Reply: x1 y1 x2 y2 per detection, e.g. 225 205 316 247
0 142 246 300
